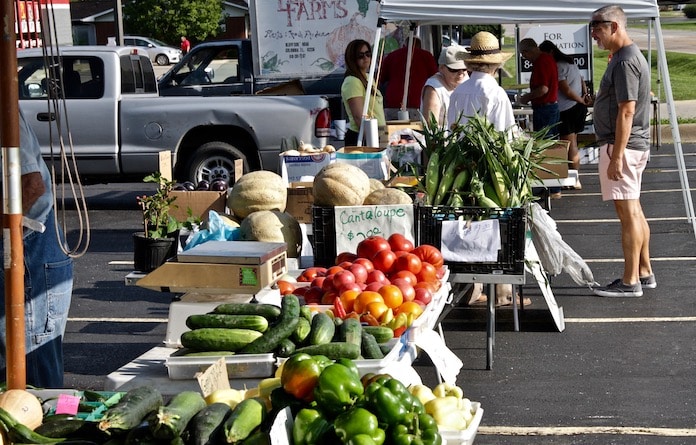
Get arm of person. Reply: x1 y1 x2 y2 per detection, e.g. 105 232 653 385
519 85 549 104
420 86 442 126
21 172 46 214
608 100 635 180
347 96 366 130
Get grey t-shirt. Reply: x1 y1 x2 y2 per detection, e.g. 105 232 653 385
593 43 650 151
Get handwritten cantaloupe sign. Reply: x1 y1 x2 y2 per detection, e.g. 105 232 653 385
334 205 414 254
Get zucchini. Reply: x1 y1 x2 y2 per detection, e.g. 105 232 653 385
124 420 157 445
275 338 296 358
186 314 269 332
99 386 164 433
361 331 384 359
213 303 281 320
150 391 207 440
34 416 86 438
0 407 68 444
222 398 266 444
339 317 362 347
291 317 311 345
240 430 270 445
173 349 237 357
180 328 263 352
308 312 335 345
294 342 361 360
240 295 300 354
362 325 394 343
186 402 231 445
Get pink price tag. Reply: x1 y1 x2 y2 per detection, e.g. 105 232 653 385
55 393 81 415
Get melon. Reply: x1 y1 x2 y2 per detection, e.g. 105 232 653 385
0 389 43 430
227 171 287 218
313 162 370 206
239 210 302 258
368 178 386 193
363 188 413 205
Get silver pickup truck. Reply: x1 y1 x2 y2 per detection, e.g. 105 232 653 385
17 46 331 184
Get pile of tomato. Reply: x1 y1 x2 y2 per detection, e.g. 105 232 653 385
278 234 445 333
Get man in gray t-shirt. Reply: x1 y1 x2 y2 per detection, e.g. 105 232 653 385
589 5 655 298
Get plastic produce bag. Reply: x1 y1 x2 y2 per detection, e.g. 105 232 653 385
183 210 240 251
529 203 598 286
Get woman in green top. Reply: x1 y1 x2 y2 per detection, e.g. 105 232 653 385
341 39 386 146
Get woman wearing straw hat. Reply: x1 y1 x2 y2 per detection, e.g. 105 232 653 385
420 44 469 129
447 31 515 132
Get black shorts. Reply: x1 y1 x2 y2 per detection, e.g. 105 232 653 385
558 102 588 136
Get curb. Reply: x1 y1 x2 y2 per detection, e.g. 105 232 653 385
659 124 696 144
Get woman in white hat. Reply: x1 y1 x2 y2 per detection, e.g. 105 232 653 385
420 44 469 129
447 31 515 132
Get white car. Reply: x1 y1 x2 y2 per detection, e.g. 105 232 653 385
124 36 181 66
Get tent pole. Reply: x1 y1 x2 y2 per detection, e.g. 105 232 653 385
653 17 696 236
0 0 28 389
357 21 383 146
400 25 416 115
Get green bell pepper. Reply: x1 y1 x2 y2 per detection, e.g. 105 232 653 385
363 377 423 426
334 407 385 445
314 358 364 416
390 411 442 445
292 408 333 445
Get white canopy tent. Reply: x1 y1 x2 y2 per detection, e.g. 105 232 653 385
375 0 695 236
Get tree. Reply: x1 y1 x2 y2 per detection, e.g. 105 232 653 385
123 0 222 45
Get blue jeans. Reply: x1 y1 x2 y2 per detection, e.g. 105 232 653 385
533 103 561 193
0 209 73 388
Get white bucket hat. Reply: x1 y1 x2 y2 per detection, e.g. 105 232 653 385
463 31 513 64
438 44 467 70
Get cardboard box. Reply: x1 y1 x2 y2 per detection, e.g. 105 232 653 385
286 182 314 224
280 152 335 183
168 191 227 222
533 141 570 179
380 121 423 145
336 146 391 180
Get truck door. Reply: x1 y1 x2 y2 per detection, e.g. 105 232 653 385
17 55 120 177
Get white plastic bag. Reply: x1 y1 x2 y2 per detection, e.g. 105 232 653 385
529 203 598 286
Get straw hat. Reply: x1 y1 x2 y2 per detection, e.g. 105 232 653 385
463 31 513 64
438 44 467 70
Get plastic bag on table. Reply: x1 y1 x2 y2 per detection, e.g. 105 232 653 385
529 203 598 286
183 210 240 251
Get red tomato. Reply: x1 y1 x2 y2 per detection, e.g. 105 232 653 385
393 253 422 275
411 245 444 269
297 267 327 282
311 276 327 289
304 286 324 304
364 282 383 292
349 263 368 284
335 251 358 265
388 234 414 253
393 250 410 258
321 290 338 305
391 278 416 302
333 270 356 289
372 250 397 274
414 281 437 293
366 269 389 285
357 236 391 259
322 275 336 292
337 261 353 269
416 262 438 284
327 265 345 276
276 280 295 295
353 257 375 274
390 270 418 286
291 285 308 297
414 287 433 305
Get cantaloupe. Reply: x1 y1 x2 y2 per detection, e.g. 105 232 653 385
239 210 302 258
0 389 43 430
369 178 385 193
363 188 413 205
312 162 370 206
227 171 287 218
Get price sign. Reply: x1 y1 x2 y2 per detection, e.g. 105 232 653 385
196 357 230 397
333 205 414 254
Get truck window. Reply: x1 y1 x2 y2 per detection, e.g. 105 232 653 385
121 54 157 94
175 46 240 86
17 56 104 99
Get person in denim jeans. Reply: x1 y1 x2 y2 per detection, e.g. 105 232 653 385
0 110 74 388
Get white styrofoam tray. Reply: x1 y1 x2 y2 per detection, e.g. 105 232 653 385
165 351 275 380
439 402 484 445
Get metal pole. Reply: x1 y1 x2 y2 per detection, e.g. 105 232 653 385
115 0 124 46
1 0 28 389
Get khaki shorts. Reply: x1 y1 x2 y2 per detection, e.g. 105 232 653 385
598 143 650 201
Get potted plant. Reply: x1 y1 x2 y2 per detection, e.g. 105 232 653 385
133 172 181 272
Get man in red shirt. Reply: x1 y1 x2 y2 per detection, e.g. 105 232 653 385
380 37 437 120
519 38 560 138
180 36 191 55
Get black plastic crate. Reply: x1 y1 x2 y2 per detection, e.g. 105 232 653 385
311 206 337 267
415 205 526 274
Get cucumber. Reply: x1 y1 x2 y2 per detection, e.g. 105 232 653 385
308 312 335 345
300 305 313 321
240 430 270 445
362 325 394 343
222 398 266 444
339 317 362 347
294 342 361 360
291 317 311 345
150 391 207 440
240 295 300 354
275 338 296 358
213 303 281 320
175 349 237 357
181 328 263 352
186 314 269 332
361 331 384 359
99 386 164 433
186 402 231 445
34 416 86 438
124 420 156 445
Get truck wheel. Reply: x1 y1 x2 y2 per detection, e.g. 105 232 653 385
186 142 250 185
156 54 170 66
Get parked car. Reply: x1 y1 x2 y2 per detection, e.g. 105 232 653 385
123 36 181 66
